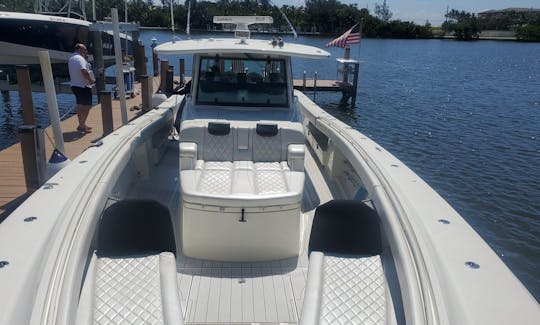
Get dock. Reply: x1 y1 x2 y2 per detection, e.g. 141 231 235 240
0 78 159 221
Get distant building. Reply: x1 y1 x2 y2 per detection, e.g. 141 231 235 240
478 8 540 20
477 8 540 30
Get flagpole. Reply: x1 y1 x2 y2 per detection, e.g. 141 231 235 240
358 18 363 59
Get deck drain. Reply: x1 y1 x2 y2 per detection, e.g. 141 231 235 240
438 219 450 224
24 216 38 222
0 261 9 268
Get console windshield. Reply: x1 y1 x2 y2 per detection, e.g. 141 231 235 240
196 57 288 107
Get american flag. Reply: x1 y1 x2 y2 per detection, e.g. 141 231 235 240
326 24 361 48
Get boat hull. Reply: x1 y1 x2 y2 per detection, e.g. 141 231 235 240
0 11 130 80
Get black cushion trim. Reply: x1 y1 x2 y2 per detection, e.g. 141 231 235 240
98 200 176 256
256 123 278 137
208 122 231 136
309 200 382 255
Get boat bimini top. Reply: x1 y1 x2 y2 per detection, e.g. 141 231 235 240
154 16 330 59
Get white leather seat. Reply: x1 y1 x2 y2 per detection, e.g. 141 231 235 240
300 252 386 325
178 120 306 261
76 252 184 325
179 120 305 208
181 160 304 207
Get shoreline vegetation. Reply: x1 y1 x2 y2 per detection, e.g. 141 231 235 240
3 0 540 41
139 26 523 42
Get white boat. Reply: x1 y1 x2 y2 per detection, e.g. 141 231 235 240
0 16 538 325
0 10 131 79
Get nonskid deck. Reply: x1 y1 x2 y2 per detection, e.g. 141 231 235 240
176 254 309 324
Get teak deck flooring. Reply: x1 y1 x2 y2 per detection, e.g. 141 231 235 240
0 78 161 221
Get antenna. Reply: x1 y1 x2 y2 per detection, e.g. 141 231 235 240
170 0 176 40
213 16 273 40
270 2 298 39
186 0 191 37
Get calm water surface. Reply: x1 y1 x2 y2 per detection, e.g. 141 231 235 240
1 32 539 300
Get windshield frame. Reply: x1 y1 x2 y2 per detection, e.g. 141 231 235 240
194 56 289 108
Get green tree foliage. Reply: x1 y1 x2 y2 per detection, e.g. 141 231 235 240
0 0 34 12
3 0 432 39
516 25 540 41
374 0 392 22
442 9 480 40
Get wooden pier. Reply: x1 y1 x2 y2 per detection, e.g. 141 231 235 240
0 78 160 221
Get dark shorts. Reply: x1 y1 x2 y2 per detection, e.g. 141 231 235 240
71 86 92 105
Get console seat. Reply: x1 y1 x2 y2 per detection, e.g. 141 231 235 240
178 120 305 261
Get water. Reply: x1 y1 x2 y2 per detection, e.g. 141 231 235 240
1 32 539 300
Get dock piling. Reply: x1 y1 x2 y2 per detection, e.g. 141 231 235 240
138 43 147 78
91 31 106 96
140 75 152 111
18 125 46 192
351 62 359 106
100 91 114 135
15 66 36 125
152 52 159 77
166 66 174 96
179 59 185 85
313 71 318 99
159 59 169 93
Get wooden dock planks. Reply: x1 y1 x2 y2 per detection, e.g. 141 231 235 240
0 78 162 221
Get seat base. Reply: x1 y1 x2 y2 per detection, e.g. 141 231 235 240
181 203 301 261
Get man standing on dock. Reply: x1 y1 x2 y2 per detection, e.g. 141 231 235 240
68 43 95 133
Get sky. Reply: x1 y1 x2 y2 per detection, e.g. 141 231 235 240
272 0 540 25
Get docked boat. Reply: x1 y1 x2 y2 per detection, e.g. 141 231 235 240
0 16 538 325
0 10 131 79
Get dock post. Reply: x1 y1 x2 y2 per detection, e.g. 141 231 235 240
140 75 152 111
100 91 114 135
179 58 185 85
302 71 306 91
160 59 169 93
313 71 318 99
351 62 359 106
151 39 159 77
18 125 46 192
138 43 147 77
166 66 174 96
15 65 36 125
132 30 142 81
91 31 106 97
344 47 350 59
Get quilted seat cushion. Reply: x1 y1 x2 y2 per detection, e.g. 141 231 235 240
180 160 304 207
300 252 386 325
76 252 184 325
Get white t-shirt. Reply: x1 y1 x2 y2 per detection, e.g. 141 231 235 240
68 53 91 88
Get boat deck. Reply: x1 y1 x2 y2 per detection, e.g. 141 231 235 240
176 255 307 323
119 141 354 324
